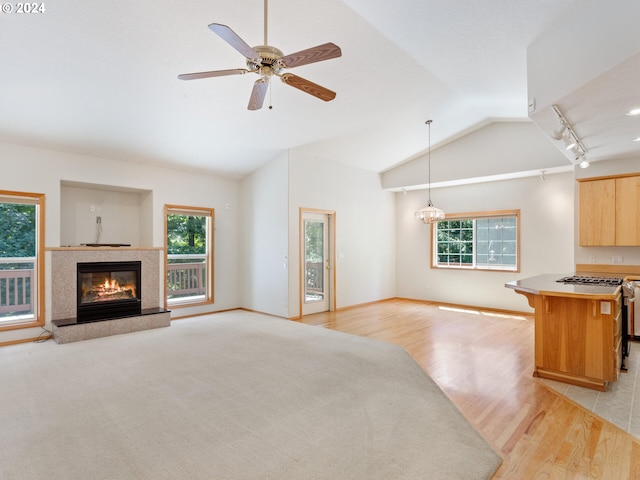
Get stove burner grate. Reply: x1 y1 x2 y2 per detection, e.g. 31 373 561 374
556 275 623 286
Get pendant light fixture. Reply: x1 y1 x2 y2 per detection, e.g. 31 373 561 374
414 120 445 224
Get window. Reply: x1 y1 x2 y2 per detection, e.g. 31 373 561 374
432 210 519 272
164 205 214 307
0 190 45 329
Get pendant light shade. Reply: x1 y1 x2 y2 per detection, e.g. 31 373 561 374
414 202 445 223
414 120 445 224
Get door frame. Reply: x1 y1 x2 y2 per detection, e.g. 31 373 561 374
299 208 336 317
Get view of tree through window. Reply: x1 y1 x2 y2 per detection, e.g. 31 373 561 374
305 221 324 263
165 206 213 306
433 211 519 271
0 191 44 327
167 215 207 255
0 204 36 258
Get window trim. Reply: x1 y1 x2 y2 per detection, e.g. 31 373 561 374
430 209 520 272
164 204 214 309
0 190 45 331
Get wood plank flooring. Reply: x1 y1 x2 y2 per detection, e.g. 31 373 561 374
297 298 640 479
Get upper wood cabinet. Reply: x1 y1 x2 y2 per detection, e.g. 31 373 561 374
579 178 616 246
615 175 640 245
579 174 640 246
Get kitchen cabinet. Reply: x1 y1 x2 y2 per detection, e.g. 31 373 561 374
579 178 615 246
579 174 640 246
506 275 621 391
531 293 621 391
615 175 640 245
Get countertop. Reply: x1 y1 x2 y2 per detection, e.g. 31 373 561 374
505 274 621 299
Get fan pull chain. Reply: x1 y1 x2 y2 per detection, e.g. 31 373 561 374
268 80 273 109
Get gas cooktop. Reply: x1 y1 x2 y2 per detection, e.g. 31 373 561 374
556 275 623 286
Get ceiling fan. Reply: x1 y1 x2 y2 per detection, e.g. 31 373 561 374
178 0 342 110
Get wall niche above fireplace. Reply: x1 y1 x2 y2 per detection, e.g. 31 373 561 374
60 181 153 247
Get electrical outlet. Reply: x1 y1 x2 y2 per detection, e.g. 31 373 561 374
613 256 623 264
589 256 596 263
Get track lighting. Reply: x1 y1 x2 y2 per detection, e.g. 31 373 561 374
552 105 588 161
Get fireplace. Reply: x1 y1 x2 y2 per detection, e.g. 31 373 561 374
77 261 142 322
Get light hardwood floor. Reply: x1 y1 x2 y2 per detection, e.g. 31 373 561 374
297 298 640 479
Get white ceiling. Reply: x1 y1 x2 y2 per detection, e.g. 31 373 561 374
1 0 635 180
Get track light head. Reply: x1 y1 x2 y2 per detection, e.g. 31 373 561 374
551 123 567 140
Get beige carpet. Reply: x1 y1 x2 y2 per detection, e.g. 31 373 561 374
0 311 501 479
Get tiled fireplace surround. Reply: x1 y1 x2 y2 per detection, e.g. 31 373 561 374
50 247 170 343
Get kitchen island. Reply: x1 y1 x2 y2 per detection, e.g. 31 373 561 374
506 274 622 391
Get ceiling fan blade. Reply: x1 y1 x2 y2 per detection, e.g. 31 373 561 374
248 78 269 110
208 23 260 60
178 69 249 80
280 73 336 102
279 43 342 68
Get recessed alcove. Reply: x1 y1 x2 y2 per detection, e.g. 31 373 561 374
60 180 153 247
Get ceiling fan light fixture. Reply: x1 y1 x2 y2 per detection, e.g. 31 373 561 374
178 0 341 110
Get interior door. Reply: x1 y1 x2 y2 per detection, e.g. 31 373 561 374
302 212 330 315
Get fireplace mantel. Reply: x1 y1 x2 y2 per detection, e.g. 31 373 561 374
47 246 163 252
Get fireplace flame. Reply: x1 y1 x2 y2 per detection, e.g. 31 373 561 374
96 277 136 299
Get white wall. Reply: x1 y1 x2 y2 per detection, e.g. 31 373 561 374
381 122 570 190
240 152 290 317
396 172 575 312
0 141 241 343
288 151 396 317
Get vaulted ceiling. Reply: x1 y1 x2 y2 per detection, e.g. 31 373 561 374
1 0 637 180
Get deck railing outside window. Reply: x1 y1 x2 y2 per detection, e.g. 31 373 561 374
167 254 207 303
0 257 35 320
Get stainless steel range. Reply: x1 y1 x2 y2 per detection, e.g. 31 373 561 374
556 275 623 287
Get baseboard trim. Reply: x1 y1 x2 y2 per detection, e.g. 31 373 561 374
0 334 52 348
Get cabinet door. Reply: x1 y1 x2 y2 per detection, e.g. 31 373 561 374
579 179 616 246
615 176 640 246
